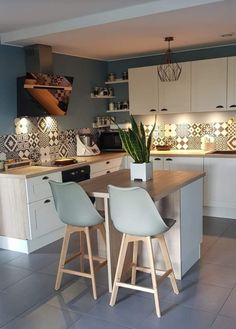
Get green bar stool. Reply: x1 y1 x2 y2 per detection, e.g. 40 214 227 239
108 185 179 317
49 180 107 299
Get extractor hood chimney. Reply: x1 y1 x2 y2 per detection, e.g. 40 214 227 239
24 44 53 74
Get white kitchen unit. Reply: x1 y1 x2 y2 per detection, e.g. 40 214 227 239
163 156 204 171
204 157 236 219
227 56 236 110
191 58 227 112
158 62 191 113
150 156 164 170
0 171 64 253
90 157 126 178
128 65 158 115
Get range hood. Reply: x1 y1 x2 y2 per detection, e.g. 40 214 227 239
17 44 74 117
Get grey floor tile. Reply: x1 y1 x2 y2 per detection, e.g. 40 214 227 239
47 280 107 314
164 279 231 313
7 252 59 271
203 217 233 236
69 314 132 329
220 287 236 318
221 223 236 240
184 262 236 288
0 249 22 265
0 264 32 291
88 292 154 328
137 302 217 329
201 235 219 255
2 272 56 308
1 303 81 329
210 315 236 329
202 244 236 268
212 236 236 251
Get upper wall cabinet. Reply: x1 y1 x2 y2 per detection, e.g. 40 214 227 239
128 66 158 115
227 57 236 110
191 58 227 112
158 62 191 113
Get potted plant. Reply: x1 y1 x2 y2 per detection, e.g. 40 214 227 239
116 115 156 181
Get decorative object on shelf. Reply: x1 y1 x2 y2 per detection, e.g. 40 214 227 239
91 86 114 98
108 72 116 81
115 115 156 181
157 36 182 82
122 71 128 80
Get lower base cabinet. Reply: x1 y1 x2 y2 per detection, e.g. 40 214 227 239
90 157 126 178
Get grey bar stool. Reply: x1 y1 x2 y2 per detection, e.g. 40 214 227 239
108 185 179 317
49 180 107 299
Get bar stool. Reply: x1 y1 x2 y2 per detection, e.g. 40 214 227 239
108 185 179 317
49 180 107 299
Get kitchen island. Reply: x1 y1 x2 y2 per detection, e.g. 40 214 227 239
81 169 205 291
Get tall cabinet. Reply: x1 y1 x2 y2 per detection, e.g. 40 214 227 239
128 66 158 115
227 57 236 109
191 58 227 112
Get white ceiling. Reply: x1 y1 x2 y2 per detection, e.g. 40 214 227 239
0 0 236 60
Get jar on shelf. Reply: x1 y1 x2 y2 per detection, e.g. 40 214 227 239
122 71 128 80
122 101 129 109
109 102 115 111
108 73 116 81
108 87 114 96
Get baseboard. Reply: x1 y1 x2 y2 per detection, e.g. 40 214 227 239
204 206 236 219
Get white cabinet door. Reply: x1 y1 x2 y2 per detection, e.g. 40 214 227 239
150 156 164 170
163 157 204 171
204 157 236 214
128 66 158 115
26 172 62 203
28 197 64 239
158 62 191 113
227 56 236 110
191 58 227 112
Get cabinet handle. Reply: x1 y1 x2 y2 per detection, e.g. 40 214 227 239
160 108 168 112
44 199 51 204
216 105 224 109
106 161 110 164
149 109 157 112
229 105 236 108
165 158 173 161
106 170 110 174
42 176 49 180
154 158 161 161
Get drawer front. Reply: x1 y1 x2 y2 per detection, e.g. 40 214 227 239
91 167 120 178
28 197 64 239
26 172 62 203
90 158 123 177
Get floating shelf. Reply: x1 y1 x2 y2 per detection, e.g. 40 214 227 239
106 109 129 113
91 95 115 99
92 123 110 128
105 79 128 85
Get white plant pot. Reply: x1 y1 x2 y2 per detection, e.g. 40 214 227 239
130 162 153 181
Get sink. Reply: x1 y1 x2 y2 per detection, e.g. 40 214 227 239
211 150 236 154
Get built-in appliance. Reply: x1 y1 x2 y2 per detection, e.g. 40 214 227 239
61 165 90 183
17 44 74 117
99 131 123 151
76 134 100 156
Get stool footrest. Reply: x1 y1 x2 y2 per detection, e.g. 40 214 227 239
61 268 92 278
116 282 154 294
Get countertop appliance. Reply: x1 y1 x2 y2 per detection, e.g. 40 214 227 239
99 131 123 151
76 134 100 156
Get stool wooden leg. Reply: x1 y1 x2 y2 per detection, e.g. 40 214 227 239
131 241 138 285
55 225 71 290
146 236 161 318
85 227 97 300
158 235 179 295
79 231 85 272
110 234 128 306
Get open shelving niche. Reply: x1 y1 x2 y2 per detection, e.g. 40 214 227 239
91 77 130 128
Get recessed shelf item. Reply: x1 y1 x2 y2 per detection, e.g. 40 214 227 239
105 79 129 85
106 109 129 113
91 95 115 99
92 123 110 128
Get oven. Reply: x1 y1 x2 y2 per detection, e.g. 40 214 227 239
61 165 90 183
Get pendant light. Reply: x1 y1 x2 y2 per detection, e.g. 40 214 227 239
157 37 182 82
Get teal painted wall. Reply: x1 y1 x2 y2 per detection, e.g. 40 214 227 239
0 45 108 135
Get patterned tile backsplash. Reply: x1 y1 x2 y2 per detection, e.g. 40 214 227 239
0 117 236 163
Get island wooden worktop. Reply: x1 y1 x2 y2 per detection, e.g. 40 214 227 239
80 169 205 201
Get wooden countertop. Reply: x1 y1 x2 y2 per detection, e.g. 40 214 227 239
80 169 205 201
0 152 126 178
